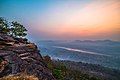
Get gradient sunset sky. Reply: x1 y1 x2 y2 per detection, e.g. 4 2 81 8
0 0 120 41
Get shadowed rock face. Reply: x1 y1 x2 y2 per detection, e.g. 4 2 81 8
0 33 56 80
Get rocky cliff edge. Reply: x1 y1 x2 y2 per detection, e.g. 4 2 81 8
0 33 56 80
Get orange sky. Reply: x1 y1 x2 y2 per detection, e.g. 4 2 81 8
30 0 120 40
1 0 119 40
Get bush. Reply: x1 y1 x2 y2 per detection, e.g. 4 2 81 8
0 17 10 34
53 68 63 80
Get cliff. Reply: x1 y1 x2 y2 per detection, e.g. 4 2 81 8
0 33 56 80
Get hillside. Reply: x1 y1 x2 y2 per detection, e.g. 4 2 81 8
53 60 120 80
0 33 55 80
43 55 120 80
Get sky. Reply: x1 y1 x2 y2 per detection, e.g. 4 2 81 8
0 0 120 41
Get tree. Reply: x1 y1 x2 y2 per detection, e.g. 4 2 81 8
11 21 27 38
0 17 10 34
0 17 28 38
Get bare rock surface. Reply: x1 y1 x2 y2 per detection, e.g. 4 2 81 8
0 33 55 80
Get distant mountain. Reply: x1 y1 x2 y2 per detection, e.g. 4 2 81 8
73 40 120 43
37 39 120 70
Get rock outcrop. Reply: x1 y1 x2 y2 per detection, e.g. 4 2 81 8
0 33 55 80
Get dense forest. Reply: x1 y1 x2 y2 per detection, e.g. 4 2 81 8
43 55 120 80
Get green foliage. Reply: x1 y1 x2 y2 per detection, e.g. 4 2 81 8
53 68 63 80
43 55 102 80
0 17 27 38
0 17 10 34
11 21 27 38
